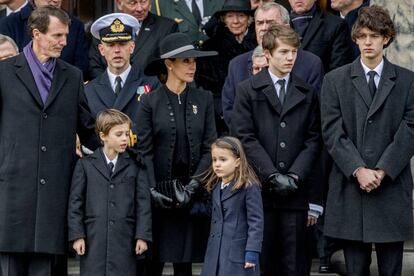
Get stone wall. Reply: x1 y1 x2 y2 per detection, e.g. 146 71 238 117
371 0 414 71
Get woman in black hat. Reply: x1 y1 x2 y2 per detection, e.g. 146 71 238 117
196 0 257 135
136 32 217 276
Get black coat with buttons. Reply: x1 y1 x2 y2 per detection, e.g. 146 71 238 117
136 84 217 262
231 69 321 210
0 54 99 254
68 149 152 276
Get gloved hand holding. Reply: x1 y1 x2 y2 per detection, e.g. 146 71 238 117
150 187 173 209
267 173 298 196
175 179 201 208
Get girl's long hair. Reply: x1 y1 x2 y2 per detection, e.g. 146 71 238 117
200 136 260 193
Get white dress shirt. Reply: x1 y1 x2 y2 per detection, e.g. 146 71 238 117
268 70 290 98
360 58 384 89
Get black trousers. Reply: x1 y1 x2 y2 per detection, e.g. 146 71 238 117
343 240 404 276
261 209 308 276
0 253 65 276
149 261 192 276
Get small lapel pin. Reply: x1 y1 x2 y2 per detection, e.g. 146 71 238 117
192 104 198 115
144 27 150 31
136 84 151 101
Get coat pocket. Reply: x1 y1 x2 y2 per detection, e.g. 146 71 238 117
229 238 247 263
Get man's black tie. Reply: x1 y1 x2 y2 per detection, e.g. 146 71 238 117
368 71 377 97
192 0 202 26
108 162 114 176
277 79 286 105
115 76 122 96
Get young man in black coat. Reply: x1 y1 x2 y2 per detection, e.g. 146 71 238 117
0 6 98 276
231 24 320 276
321 6 414 276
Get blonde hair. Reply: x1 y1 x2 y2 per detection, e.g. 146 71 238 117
201 136 260 193
95 109 132 142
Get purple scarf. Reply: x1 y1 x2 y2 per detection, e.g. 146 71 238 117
23 41 56 104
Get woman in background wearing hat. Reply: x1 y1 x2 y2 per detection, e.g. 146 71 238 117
136 33 217 276
196 0 257 135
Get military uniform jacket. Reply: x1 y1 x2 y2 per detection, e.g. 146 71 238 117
152 0 223 44
321 58 414 242
0 54 98 254
136 85 217 186
88 12 178 79
68 149 152 276
201 182 263 276
231 69 321 210
85 66 159 125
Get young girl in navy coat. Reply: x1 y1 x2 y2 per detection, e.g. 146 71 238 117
201 136 264 276
67 109 152 276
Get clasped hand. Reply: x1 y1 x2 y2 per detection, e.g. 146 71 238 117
356 168 385 193
267 173 298 196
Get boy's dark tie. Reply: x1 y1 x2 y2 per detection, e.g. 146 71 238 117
368 70 377 97
277 79 286 105
108 162 114 176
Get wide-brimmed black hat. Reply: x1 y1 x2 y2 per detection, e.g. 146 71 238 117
144 33 217 76
213 0 254 17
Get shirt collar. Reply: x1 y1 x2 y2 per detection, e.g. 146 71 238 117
268 69 290 86
360 58 384 78
220 181 232 190
103 151 119 167
6 0 28 15
107 65 132 91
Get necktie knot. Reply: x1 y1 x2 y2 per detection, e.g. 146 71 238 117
277 79 286 105
108 162 115 175
115 76 122 96
368 70 376 79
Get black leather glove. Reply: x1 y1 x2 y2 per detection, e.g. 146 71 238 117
267 173 298 196
175 179 201 208
150 187 173 209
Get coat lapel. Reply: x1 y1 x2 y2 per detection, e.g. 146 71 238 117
173 0 197 26
367 59 396 118
15 54 44 108
44 60 68 109
300 7 323 49
280 75 307 117
90 149 111 180
112 152 130 178
135 13 155 51
253 69 282 114
351 59 372 108
221 182 241 202
113 67 141 110
95 72 117 108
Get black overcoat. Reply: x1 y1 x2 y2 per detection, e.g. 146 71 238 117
296 5 354 73
231 69 321 210
88 12 178 79
136 85 217 262
0 54 98 254
68 149 152 276
201 182 263 276
321 58 414 242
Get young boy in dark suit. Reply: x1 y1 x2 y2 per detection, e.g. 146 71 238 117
68 109 152 276
231 24 321 275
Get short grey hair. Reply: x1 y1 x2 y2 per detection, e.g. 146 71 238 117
255 2 290 25
0 34 19 53
252 45 265 58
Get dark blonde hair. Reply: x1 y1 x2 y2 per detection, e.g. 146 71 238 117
351 5 395 48
95 109 132 142
201 136 260 193
262 24 300 53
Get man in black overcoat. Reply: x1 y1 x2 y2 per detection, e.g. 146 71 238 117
0 6 98 276
321 6 414 276
88 0 178 79
231 24 320 276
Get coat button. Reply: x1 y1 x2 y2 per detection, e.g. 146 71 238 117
280 142 286 148
279 162 285 168
170 112 174 116
368 120 373 124
40 179 46 185
41 146 47 152
109 220 114 225
110 184 114 189
42 113 48 119
170 118 175 122
110 201 115 207
280 122 286 128
223 208 227 212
